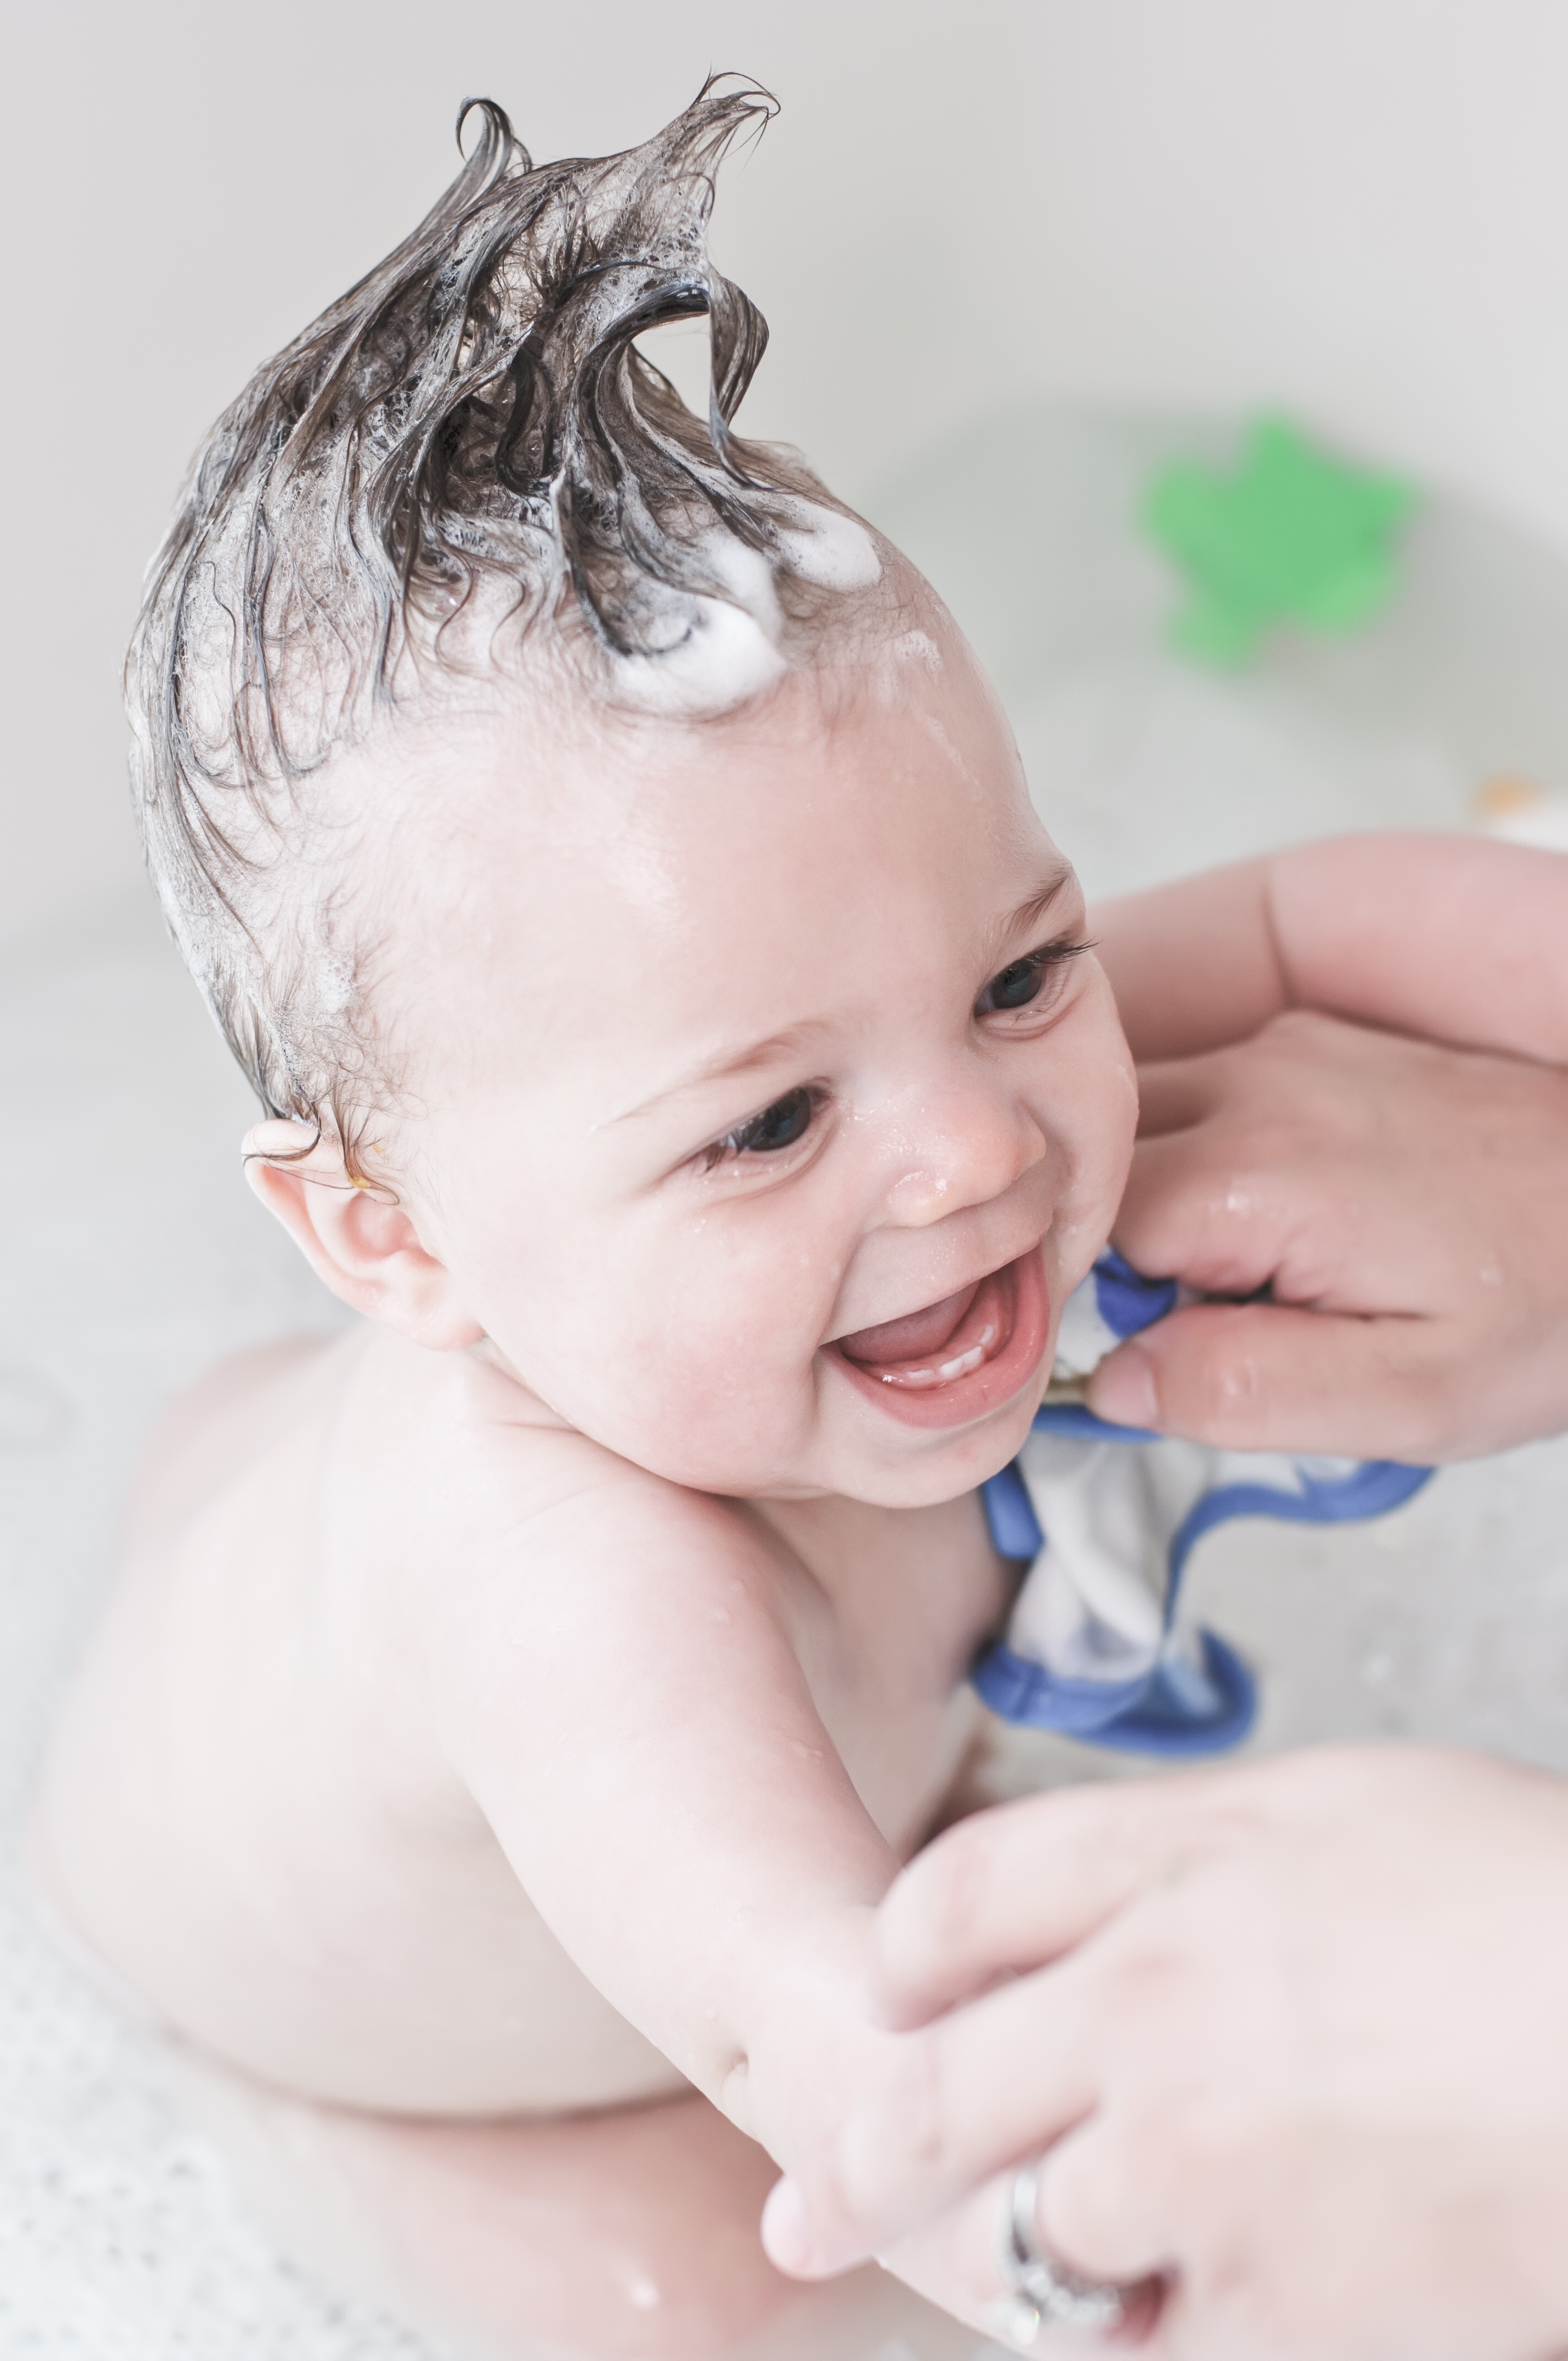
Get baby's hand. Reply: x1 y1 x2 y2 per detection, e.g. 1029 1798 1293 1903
742 1905 1076 2343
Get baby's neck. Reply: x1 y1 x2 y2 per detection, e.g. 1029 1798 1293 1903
745 1486 979 1608
465 1337 579 1432
465 1336 978 1595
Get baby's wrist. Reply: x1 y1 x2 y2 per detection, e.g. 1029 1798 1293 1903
721 1900 888 2159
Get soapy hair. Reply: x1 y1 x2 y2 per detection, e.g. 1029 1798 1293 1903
126 77 872 1179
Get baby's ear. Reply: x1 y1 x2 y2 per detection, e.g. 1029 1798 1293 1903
242 1120 483 1351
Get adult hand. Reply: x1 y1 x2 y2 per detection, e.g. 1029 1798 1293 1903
761 1747 1568 2361
1085 1009 1568 1461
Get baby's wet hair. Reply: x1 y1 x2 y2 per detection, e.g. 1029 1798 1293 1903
127 77 879 1178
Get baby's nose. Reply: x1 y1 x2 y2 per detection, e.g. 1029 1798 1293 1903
885 1168 955 1223
880 1085 1046 1228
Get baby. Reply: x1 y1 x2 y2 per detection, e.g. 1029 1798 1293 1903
29 79 1137 2356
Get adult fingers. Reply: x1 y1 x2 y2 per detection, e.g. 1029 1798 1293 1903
761 1775 1268 2280
1132 1055 1227 1140
873 1775 1253 2025
876 2144 1170 2352
1113 1127 1316 1299
761 1959 1107 2278
1084 1300 1440 1459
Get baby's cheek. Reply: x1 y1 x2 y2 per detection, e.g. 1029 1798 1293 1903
1043 1010 1139 1258
608 1252 814 1437
1103 1051 1141 1193
614 1340 820 1495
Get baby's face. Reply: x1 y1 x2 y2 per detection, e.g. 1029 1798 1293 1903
384 619 1135 1506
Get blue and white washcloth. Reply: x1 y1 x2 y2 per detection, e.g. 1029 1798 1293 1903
972 1251 1431 1758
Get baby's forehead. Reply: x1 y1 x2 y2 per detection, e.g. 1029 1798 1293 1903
384 619 951 882
341 621 1049 1143
357 608 1025 1031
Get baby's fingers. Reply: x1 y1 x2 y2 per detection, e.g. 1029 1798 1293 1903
761 1964 1103 2278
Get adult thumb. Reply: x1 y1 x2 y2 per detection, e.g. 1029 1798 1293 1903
1085 1300 1435 1459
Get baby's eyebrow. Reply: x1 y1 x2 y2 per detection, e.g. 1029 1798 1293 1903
606 866 1080 1130
988 863 1080 958
605 1024 825 1127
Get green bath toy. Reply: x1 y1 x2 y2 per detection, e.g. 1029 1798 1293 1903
1144 417 1414 665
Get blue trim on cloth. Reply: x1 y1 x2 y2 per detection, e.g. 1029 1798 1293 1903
973 1260 1434 1758
973 1626 1258 1757
1092 1246 1178 1339
1166 1459 1431 1600
977 1459 1043 1561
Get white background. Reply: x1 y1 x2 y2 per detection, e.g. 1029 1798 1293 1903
7 0 1568 950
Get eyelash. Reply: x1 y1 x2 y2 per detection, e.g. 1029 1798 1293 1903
701 1084 826 1172
695 938 1092 1173
972 936 1093 1019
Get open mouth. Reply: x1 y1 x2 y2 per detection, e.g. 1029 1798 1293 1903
829 1248 1050 1432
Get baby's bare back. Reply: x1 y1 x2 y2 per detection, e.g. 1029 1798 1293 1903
30 1326 1001 2117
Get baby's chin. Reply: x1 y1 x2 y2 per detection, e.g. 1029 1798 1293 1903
804 1388 1048 1510
702 1376 1051 1513
563 1380 1045 1512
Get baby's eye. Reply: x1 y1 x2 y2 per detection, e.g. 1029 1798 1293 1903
978 955 1046 1013
974 938 1090 1020
703 1085 819 1169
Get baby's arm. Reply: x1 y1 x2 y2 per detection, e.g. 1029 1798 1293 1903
432 1451 902 2170
1093 833 1568 1062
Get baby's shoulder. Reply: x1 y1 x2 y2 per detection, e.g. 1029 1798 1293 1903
336 1337 1004 1687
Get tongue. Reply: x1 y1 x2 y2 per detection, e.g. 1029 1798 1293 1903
839 1281 980 1369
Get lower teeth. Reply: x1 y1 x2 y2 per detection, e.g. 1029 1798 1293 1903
878 1324 997 1389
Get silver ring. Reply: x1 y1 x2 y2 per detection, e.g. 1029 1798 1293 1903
996 2158 1130 2342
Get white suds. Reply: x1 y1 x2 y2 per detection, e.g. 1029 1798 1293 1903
886 627 941 671
611 593 788 716
608 529 786 716
313 953 356 1018
606 505 879 716
774 499 883 592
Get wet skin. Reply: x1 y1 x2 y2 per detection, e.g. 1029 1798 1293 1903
30 610 1135 2338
